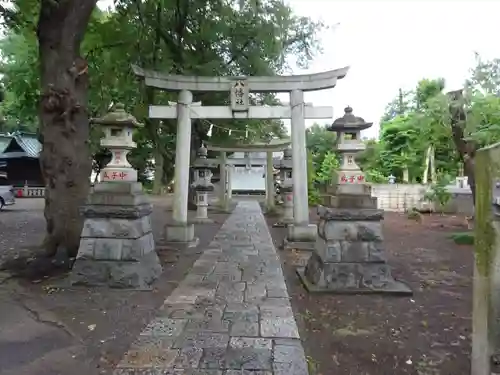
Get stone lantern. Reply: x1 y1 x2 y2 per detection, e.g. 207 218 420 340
333 106 371 193
98 103 140 183
191 144 214 222
388 175 396 184
298 107 411 295
70 103 162 289
273 147 294 226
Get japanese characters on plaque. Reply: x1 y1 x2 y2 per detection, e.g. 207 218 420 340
231 79 249 111
102 171 129 181
340 174 365 184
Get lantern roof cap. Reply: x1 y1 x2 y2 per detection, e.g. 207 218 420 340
328 106 372 132
91 103 143 128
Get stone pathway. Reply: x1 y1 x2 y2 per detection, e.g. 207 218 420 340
114 201 308 375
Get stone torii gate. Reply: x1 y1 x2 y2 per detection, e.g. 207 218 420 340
132 65 349 244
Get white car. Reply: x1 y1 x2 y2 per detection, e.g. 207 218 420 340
0 172 15 210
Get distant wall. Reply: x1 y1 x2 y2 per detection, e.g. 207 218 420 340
370 183 473 215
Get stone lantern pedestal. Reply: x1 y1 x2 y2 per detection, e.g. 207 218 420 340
273 147 294 227
191 145 214 223
70 104 162 289
298 107 411 295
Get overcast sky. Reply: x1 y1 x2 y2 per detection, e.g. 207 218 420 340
98 0 500 139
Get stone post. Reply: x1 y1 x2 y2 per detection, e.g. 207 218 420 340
227 166 233 201
265 151 275 212
70 103 162 289
191 145 214 223
166 90 196 244
273 147 294 227
298 107 411 295
219 151 227 210
471 142 500 375
288 89 316 243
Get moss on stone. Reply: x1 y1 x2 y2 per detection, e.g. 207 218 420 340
474 146 498 276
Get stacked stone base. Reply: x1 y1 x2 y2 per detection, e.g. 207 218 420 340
298 205 412 295
70 182 162 289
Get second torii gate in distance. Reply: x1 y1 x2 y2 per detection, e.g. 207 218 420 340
133 65 349 245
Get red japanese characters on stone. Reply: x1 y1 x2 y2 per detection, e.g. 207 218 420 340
103 171 109 179
341 175 348 183
111 171 118 180
348 176 355 183
118 172 128 180
357 175 365 182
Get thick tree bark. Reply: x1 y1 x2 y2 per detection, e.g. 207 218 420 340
37 0 97 257
152 150 165 194
448 89 477 204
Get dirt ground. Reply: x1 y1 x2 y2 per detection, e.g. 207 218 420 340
267 210 473 375
0 197 229 375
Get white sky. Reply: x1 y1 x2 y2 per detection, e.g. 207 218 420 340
99 0 500 139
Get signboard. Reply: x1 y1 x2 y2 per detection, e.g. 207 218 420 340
231 80 249 111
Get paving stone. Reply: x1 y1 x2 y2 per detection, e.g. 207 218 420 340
113 201 306 373
198 348 227 369
273 361 309 375
224 303 259 321
245 283 267 303
272 338 303 347
216 282 246 303
141 318 187 337
230 337 272 350
230 321 259 336
260 305 294 319
225 347 272 371
173 332 229 349
273 344 306 363
128 335 177 351
184 317 230 333
113 369 185 374
225 371 272 375
266 286 289 298
173 346 203 368
260 317 300 339
116 348 179 368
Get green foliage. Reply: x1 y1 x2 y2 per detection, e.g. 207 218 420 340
406 208 423 222
449 232 474 245
0 0 324 184
365 169 387 183
305 123 337 170
315 151 339 185
422 177 452 212
307 150 321 205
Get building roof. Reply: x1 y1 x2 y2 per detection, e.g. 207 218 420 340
0 132 41 159
0 135 11 153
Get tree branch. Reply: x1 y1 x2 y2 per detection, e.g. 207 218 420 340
84 41 129 59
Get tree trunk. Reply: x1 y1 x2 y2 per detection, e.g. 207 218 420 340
37 0 97 257
152 150 164 194
430 145 436 183
448 89 477 204
423 145 432 183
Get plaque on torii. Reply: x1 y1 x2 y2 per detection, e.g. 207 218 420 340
231 79 249 112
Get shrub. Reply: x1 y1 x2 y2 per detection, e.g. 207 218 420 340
449 232 474 245
422 178 451 213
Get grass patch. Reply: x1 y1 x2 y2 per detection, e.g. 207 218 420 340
449 232 474 245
